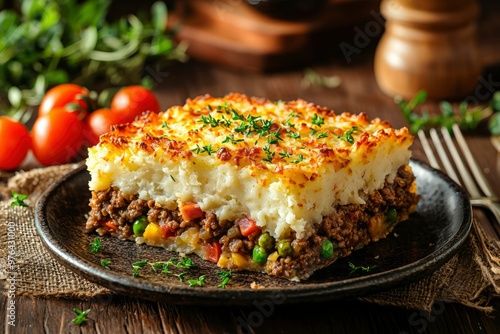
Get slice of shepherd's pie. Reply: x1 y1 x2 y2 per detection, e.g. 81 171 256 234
86 93 419 280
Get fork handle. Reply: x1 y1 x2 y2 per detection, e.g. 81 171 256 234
478 200 500 226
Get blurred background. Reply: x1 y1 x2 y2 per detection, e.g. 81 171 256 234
0 0 499 169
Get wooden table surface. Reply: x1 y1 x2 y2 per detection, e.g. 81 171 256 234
3 0 500 333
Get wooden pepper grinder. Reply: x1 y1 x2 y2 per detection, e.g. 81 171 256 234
374 0 482 100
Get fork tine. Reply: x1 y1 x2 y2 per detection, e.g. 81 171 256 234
452 124 498 198
440 127 481 198
417 130 440 170
428 128 461 185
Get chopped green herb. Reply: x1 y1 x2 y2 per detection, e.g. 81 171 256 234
176 257 198 269
317 131 329 139
279 150 292 158
222 134 244 144
287 131 301 139
198 114 222 128
72 308 91 325
174 271 188 282
348 262 377 275
191 144 201 154
132 260 148 277
100 259 111 270
217 270 233 288
161 121 170 129
311 113 325 127
10 191 29 207
201 144 217 155
89 238 101 254
187 275 206 287
337 126 358 144
262 144 275 163
293 154 304 164
170 174 176 182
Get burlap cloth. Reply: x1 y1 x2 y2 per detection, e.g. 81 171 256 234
1 165 499 311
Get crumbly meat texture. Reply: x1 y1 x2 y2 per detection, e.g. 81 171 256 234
86 165 419 279
85 93 419 280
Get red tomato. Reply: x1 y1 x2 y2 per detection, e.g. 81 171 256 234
38 83 90 116
0 117 31 170
31 108 86 166
110 85 160 123
238 217 260 237
84 108 125 146
206 241 222 263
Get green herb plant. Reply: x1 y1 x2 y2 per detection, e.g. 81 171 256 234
396 91 500 134
0 0 187 121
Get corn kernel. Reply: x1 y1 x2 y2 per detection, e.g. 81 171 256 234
143 223 162 244
217 254 230 268
267 251 279 262
231 252 248 268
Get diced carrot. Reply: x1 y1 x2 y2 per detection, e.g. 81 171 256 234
161 224 176 239
180 202 204 221
238 217 260 237
206 241 222 263
105 221 119 231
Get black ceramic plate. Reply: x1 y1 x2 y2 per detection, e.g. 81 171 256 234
35 160 471 305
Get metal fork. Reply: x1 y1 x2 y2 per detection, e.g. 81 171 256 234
418 123 500 225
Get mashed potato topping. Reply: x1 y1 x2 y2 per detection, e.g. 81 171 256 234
87 93 413 240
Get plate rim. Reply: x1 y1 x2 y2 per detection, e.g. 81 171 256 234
35 159 472 304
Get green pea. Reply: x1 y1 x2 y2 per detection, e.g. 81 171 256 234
133 216 148 237
252 245 268 264
386 207 398 223
320 239 334 259
277 239 292 257
258 232 274 252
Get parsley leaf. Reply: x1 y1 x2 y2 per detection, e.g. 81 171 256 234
217 270 232 288
10 191 29 207
89 238 102 254
72 308 91 325
293 154 304 164
337 126 358 144
100 259 111 270
311 113 325 127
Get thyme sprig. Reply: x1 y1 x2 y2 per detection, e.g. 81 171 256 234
396 90 498 134
348 262 377 275
187 275 206 287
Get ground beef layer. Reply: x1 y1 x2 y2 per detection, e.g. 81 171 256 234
86 166 419 280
